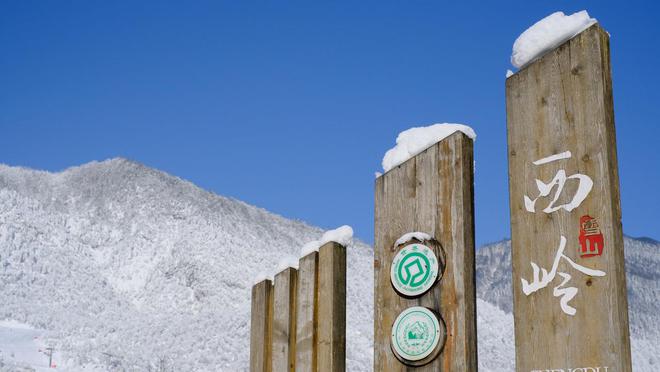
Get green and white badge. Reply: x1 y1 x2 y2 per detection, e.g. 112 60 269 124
390 243 440 297
391 306 445 363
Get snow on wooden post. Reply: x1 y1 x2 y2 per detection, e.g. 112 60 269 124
374 132 478 371
250 279 274 372
317 242 346 372
272 267 298 372
506 24 632 371
249 237 347 372
296 251 319 372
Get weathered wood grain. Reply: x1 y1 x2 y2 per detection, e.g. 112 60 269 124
505 24 632 372
317 242 346 372
250 279 274 372
273 268 298 372
374 132 477 371
296 252 319 372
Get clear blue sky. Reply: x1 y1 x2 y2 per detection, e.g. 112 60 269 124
1 1 658 246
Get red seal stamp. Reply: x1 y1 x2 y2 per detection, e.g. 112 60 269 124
578 215 604 257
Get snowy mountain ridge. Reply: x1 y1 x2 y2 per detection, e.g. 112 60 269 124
0 158 373 371
0 159 657 371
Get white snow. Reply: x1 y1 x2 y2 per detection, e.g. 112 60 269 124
275 255 300 273
0 321 63 371
394 232 432 247
506 69 514 78
320 225 354 248
0 320 34 330
511 11 597 68
382 123 476 172
476 300 515 371
300 240 322 257
299 225 354 256
252 272 273 285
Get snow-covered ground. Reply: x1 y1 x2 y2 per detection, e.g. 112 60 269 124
0 159 657 371
0 320 60 372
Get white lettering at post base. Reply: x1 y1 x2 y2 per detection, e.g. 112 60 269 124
530 367 608 372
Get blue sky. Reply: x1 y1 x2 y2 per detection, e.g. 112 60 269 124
1 1 658 246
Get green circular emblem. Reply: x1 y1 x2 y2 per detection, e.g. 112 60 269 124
391 306 445 363
390 244 439 297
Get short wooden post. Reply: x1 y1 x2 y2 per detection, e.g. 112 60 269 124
296 252 319 372
374 132 477 371
272 268 298 372
317 242 346 372
506 24 632 371
250 279 274 372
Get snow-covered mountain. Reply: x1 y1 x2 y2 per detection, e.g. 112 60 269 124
0 159 373 371
0 159 657 371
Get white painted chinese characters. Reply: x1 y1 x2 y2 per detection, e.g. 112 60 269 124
523 151 594 213
520 151 605 316
521 235 605 315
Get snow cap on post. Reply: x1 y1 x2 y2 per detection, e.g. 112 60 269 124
300 240 322 257
275 255 299 274
394 232 433 247
511 10 597 69
252 272 273 286
299 225 354 257
320 225 353 248
381 123 476 173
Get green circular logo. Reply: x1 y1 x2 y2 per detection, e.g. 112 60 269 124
390 244 439 297
391 306 445 362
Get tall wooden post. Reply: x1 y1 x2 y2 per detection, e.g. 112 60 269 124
374 132 477 371
506 24 632 371
296 252 319 372
250 279 274 372
317 242 346 372
273 268 298 372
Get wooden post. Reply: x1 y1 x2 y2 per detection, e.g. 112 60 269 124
506 24 632 371
374 132 477 371
317 242 346 372
273 268 298 372
250 279 274 372
296 252 319 372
